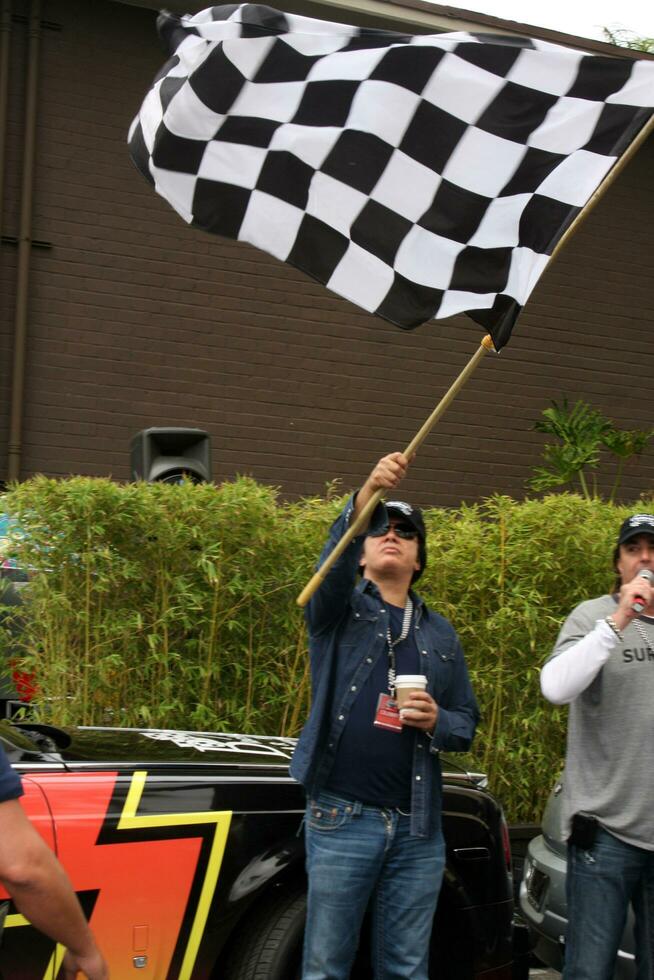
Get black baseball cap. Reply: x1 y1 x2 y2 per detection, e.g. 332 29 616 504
617 514 654 546
384 501 426 541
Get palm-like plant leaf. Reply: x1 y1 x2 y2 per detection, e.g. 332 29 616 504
601 428 654 459
534 398 611 446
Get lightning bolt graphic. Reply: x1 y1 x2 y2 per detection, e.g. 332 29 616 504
3 770 232 979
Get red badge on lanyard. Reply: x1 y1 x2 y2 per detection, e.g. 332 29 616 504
373 693 403 732
373 596 414 733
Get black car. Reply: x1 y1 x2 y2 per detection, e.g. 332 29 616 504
0 721 519 978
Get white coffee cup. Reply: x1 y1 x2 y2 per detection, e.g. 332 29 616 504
394 674 428 708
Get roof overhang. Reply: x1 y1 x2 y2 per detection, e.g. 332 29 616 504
113 0 654 56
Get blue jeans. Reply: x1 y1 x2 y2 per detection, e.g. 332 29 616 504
564 826 654 980
302 792 445 980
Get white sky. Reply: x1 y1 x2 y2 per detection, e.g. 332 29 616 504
456 0 654 42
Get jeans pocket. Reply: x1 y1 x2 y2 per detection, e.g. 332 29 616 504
307 797 355 832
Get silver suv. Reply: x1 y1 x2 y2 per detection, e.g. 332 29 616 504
519 777 636 978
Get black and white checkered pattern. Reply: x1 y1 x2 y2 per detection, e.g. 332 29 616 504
128 4 654 349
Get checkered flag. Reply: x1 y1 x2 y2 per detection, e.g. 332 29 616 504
128 4 654 349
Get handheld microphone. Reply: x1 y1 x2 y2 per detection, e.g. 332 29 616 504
631 569 654 614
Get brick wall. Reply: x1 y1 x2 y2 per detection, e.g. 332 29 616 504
0 0 653 507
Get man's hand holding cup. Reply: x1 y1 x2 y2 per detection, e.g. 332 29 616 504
395 675 438 733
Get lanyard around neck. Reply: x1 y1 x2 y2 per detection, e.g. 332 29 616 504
387 596 413 696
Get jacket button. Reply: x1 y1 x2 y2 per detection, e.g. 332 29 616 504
351 685 357 691
355 612 360 618
378 632 384 638
421 650 427 656
415 775 421 781
366 657 372 663
379 608 386 613
441 654 447 661
338 714 344 721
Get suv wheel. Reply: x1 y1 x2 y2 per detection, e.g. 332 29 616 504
223 886 306 980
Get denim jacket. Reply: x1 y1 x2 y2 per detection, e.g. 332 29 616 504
289 496 479 838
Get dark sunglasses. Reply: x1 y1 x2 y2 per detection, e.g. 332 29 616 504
368 522 418 541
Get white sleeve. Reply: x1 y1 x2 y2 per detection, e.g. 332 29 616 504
540 619 618 705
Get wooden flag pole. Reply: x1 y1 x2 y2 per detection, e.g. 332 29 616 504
296 334 496 607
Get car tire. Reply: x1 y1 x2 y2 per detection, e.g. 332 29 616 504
223 886 306 980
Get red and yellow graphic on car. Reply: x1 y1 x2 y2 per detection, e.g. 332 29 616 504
0 770 232 978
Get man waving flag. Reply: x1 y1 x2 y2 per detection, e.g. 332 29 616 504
128 4 654 350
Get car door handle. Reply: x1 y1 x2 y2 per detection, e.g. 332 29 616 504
452 847 490 861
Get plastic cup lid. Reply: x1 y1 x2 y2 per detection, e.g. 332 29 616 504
394 674 427 686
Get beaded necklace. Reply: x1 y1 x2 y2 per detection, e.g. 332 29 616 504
386 597 413 696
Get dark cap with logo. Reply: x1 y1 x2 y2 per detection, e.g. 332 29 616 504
384 500 426 540
617 513 654 547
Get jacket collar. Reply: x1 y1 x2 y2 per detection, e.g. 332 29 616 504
356 576 426 613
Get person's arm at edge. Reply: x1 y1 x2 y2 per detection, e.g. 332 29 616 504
0 798 108 980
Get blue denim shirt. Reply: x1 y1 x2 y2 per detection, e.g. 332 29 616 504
289 496 479 838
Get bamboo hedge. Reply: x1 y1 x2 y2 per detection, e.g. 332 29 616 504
0 476 650 823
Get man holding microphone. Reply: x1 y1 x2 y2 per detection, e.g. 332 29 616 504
541 513 654 980
290 451 479 980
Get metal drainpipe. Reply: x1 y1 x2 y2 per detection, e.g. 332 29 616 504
7 0 41 482
0 0 12 249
